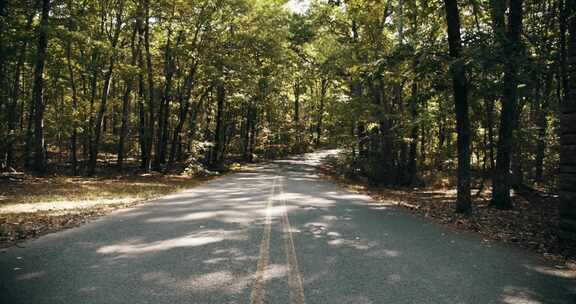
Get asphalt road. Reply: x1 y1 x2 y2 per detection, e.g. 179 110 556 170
1 150 575 304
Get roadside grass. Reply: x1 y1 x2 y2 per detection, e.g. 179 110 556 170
0 174 216 247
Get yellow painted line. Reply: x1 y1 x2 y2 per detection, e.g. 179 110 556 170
250 176 278 304
280 178 306 304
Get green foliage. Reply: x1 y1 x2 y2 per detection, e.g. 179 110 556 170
0 0 566 194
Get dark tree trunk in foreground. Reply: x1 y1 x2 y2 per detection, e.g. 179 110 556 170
0 1 7 170
444 0 472 214
31 0 51 173
559 0 576 244
490 0 523 209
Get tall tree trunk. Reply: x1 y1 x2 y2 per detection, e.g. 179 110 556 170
168 64 198 165
444 0 472 214
0 0 7 169
153 27 182 170
144 0 155 171
245 104 256 161
211 81 226 169
407 8 419 185
294 79 301 150
485 96 496 171
559 0 576 244
407 78 418 185
85 52 98 162
65 3 79 175
87 61 114 175
117 23 140 171
491 0 523 209
242 102 251 160
6 12 34 169
134 3 149 171
315 78 328 147
30 0 51 173
534 72 552 182
87 2 124 176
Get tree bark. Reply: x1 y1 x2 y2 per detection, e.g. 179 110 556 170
444 0 472 214
117 21 140 171
144 0 155 172
491 0 523 209
407 78 418 185
30 0 51 173
559 0 576 244
0 0 7 169
153 23 178 170
6 12 34 169
294 79 301 148
87 1 124 175
534 72 552 182
168 64 199 165
485 96 496 171
211 81 226 169
315 78 328 147
65 1 79 175
133 3 149 172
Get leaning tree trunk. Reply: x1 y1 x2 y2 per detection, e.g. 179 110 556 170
31 0 51 173
444 0 472 214
559 0 576 244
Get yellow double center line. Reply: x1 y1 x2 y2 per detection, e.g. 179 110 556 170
279 179 306 304
250 176 305 304
250 177 278 304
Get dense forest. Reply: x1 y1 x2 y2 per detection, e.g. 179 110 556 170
0 0 575 244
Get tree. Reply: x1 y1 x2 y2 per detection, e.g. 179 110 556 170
444 0 471 214
490 0 524 209
0 0 570 235
87 1 125 176
30 0 51 173
559 0 576 244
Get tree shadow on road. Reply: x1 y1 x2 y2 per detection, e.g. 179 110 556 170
1 151 575 304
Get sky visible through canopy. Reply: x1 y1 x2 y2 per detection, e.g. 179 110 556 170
285 0 310 14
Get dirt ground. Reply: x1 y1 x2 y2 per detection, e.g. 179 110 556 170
317 155 576 268
0 173 215 247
